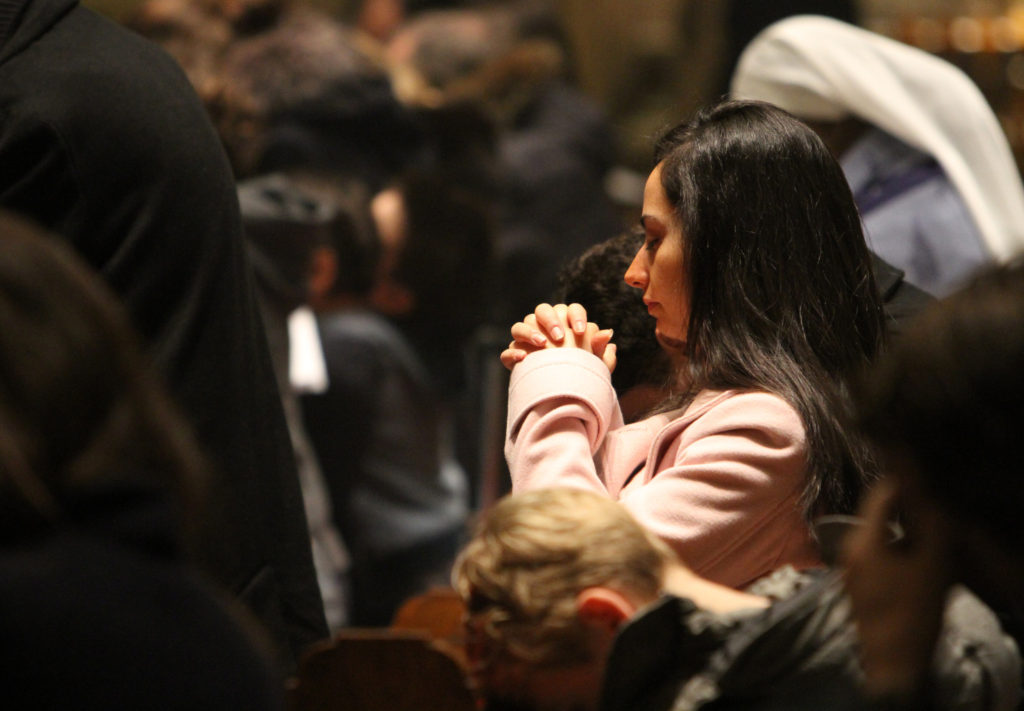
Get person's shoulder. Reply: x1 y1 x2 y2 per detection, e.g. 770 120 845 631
56 3 184 74
9 4 186 88
679 389 805 446
0 7 225 217
932 586 1022 710
687 389 802 425
0 4 204 133
318 311 405 349
317 311 417 374
679 570 865 711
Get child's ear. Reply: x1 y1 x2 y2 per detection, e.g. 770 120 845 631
575 587 635 633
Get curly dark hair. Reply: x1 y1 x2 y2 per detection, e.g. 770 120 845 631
557 231 672 402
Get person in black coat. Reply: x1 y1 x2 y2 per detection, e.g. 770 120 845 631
0 0 326 666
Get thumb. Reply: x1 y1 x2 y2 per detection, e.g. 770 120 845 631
590 328 616 372
603 343 617 373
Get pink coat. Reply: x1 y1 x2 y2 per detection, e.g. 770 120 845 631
506 348 821 588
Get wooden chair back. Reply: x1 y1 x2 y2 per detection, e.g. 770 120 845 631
287 628 477 711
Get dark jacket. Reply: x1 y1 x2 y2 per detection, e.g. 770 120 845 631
601 570 1020 711
302 309 468 626
0 482 285 709
873 252 935 341
0 0 326 665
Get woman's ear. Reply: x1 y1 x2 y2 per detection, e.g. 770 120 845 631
575 587 636 634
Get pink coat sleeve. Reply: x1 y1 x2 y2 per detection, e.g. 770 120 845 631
505 348 624 493
505 350 820 588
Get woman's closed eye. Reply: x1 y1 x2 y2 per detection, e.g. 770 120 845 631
639 215 665 254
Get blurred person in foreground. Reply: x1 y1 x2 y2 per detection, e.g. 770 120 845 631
0 0 326 664
848 259 1024 707
0 211 283 709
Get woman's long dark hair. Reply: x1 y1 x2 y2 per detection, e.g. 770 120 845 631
0 211 206 542
655 100 885 517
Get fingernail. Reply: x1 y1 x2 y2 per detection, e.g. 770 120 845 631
551 326 564 341
574 319 586 333
531 333 547 346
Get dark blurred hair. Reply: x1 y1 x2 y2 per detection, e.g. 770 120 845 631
389 2 571 126
285 171 381 298
212 10 421 182
241 171 381 302
394 169 494 338
0 212 205 540
557 230 672 401
239 173 339 309
126 0 292 112
654 99 885 518
856 260 1024 553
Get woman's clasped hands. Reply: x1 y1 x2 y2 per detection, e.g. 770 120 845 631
500 302 617 372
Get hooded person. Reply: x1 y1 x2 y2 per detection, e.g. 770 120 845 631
0 0 328 666
731 14 1024 296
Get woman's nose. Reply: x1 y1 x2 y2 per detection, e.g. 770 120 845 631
624 251 647 289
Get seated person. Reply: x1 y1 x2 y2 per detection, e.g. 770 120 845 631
301 170 489 626
238 173 352 631
0 211 283 708
455 487 1020 711
848 259 1024 706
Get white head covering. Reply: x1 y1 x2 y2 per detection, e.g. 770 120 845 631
731 14 1024 262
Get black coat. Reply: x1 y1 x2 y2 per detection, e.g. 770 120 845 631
0 0 326 665
872 252 935 341
0 483 285 709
